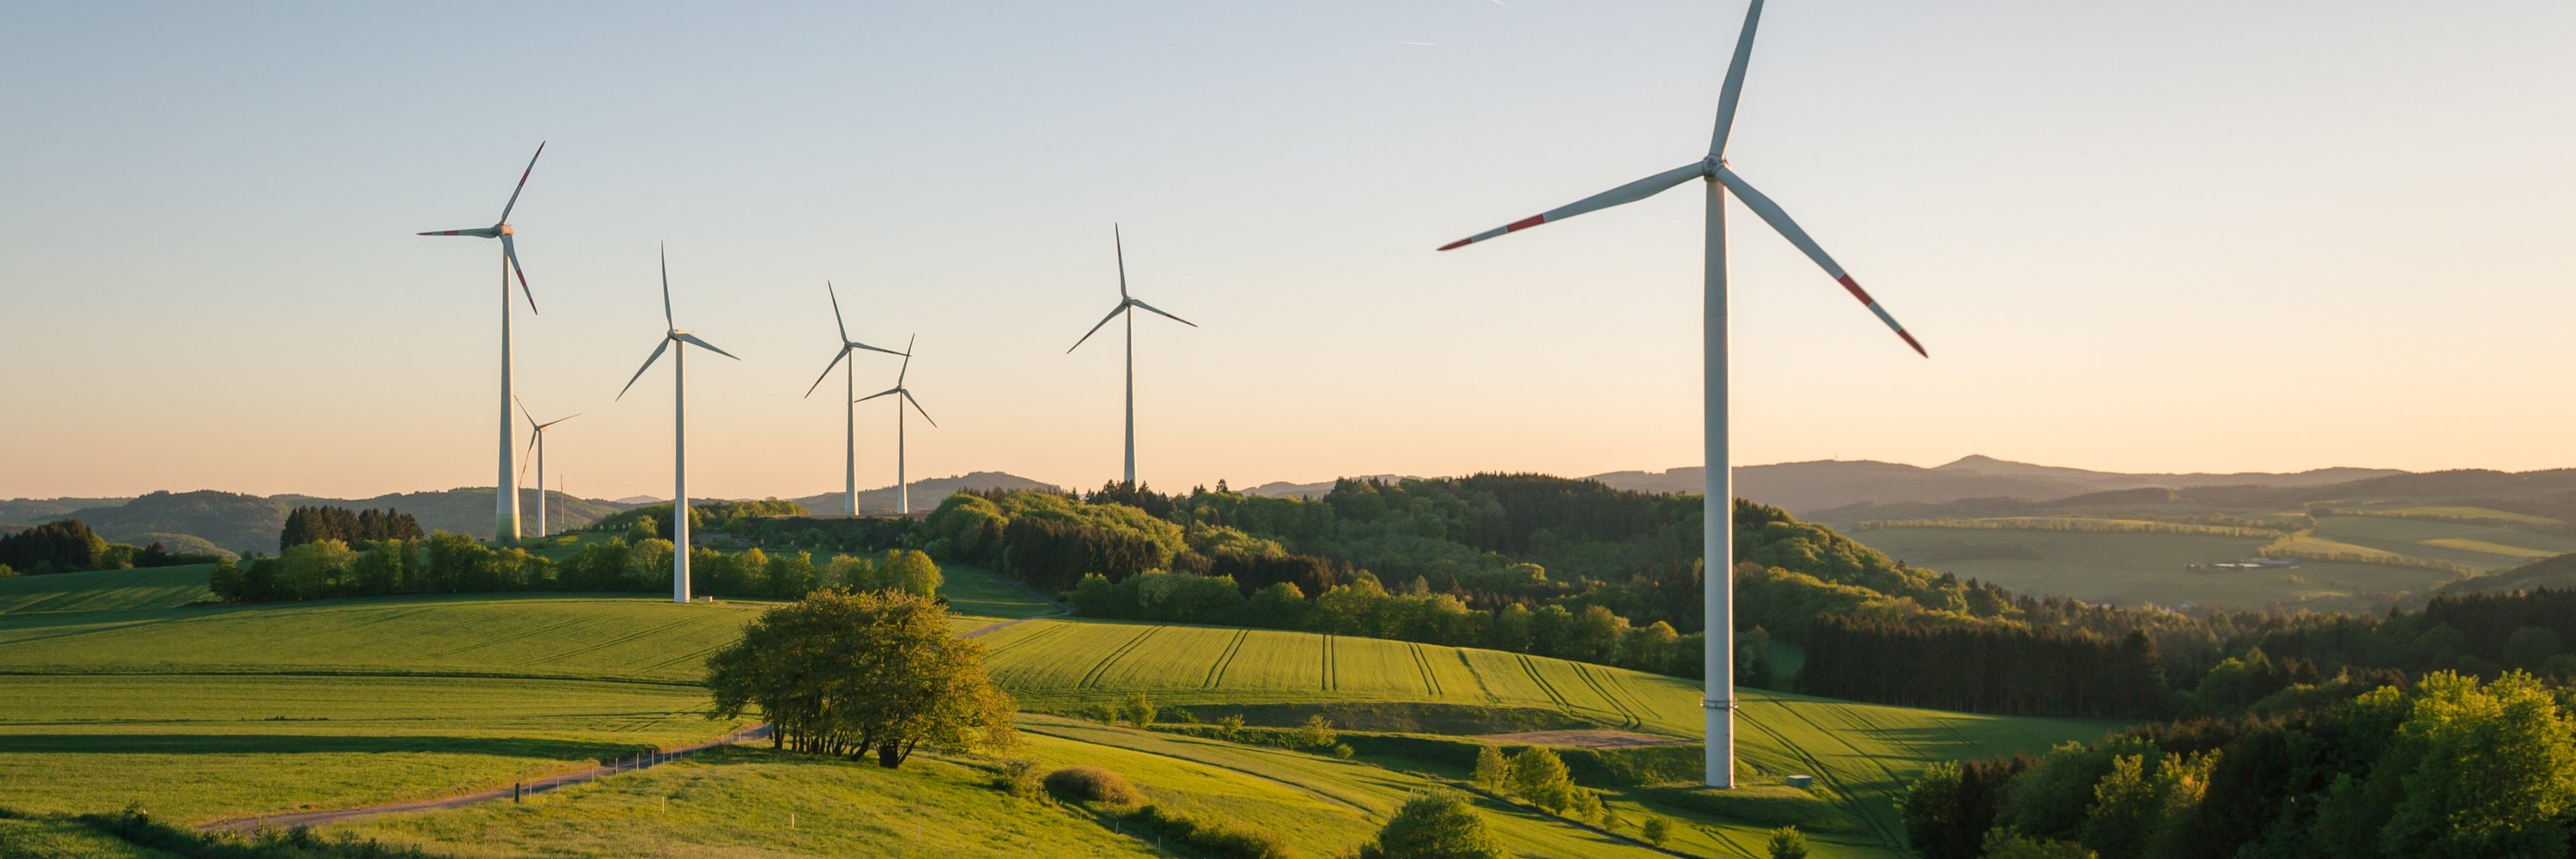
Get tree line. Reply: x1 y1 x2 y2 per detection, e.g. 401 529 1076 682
0 519 225 576
211 532 940 605
278 505 422 550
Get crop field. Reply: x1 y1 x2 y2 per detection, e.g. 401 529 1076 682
1848 527 2447 612
0 565 212 615
2309 515 2576 569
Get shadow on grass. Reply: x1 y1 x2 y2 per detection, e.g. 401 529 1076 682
0 733 649 760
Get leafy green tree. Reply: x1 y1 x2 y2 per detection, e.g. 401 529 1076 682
1508 747 1575 813
1982 828 2097 859
1470 745 1512 793
706 590 1016 767
1297 714 1338 750
1767 825 1809 859
1121 693 1157 729
1354 792 1508 859
2372 671 2576 857
1641 815 1673 847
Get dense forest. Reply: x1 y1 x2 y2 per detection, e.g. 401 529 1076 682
277 505 423 550
211 531 939 605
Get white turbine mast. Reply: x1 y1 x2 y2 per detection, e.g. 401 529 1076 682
803 282 908 517
1067 224 1196 489
855 336 936 515
617 244 740 604
514 396 579 539
416 142 546 543
1434 0 1927 788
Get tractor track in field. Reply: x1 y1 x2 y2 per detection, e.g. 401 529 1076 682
1202 629 1250 690
542 617 704 663
1743 701 1907 849
1320 634 1338 691
1406 643 1443 698
1568 663 1642 729
1078 625 1164 690
1459 649 1500 704
1733 705 1902 850
979 620 1071 659
1516 654 1571 713
420 616 598 659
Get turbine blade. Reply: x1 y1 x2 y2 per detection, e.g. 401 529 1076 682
515 393 534 425
675 332 739 360
855 387 901 404
827 281 851 344
1436 162 1704 251
804 346 851 398
1066 302 1127 353
659 243 674 329
897 334 916 385
1129 299 1196 327
1115 223 1129 300
542 413 580 429
850 340 905 357
418 227 501 238
616 338 671 400
502 233 537 314
1709 0 1765 157
498 141 544 224
1716 167 1926 357
902 389 937 427
519 434 539 483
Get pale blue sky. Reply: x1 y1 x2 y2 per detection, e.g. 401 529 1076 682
4 1 2572 499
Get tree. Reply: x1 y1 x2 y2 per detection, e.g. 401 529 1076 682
1121 693 1157 729
706 590 1016 767
1767 826 1810 859
1297 714 1339 750
1508 747 1575 813
1470 745 1512 793
1641 816 1673 848
1355 792 1508 859
1983 828 2098 859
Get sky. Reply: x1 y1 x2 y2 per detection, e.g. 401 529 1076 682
3 1 2572 502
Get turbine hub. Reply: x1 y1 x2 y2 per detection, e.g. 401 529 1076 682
498 223 515 235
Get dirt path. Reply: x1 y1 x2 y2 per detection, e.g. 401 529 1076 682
199 593 1068 835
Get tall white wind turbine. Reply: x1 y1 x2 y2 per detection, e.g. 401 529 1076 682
514 397 579 539
1434 0 1927 788
855 337 935 515
417 142 545 543
802 283 908 516
1066 225 1195 487
616 245 741 604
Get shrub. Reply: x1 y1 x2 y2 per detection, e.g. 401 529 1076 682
993 758 1042 799
1297 714 1338 750
1768 825 1810 859
1044 766 1145 806
1471 745 1512 793
1509 747 1576 813
1123 693 1158 729
1218 714 1246 740
1642 815 1674 847
1333 743 1356 759
1086 703 1120 726
1355 791 1508 859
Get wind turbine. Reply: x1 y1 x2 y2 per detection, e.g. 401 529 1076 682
1433 0 1926 789
617 245 740 604
417 142 545 543
1066 225 1195 488
802 283 908 516
514 397 579 539
855 337 935 515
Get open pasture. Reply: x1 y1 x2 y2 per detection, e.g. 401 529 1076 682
2309 515 2576 569
1849 527 2444 611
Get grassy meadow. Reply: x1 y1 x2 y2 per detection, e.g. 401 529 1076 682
0 557 2111 857
0 564 212 616
1849 527 2445 611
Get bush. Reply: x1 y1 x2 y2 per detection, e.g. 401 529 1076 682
1086 703 1120 726
1355 791 1508 859
1129 804 1292 859
1642 815 1674 847
1297 714 1339 750
1044 766 1145 806
1471 745 1512 792
993 758 1042 799
1123 693 1158 729
1509 747 1576 813
1768 825 1810 859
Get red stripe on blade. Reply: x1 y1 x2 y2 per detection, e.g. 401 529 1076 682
1898 330 1927 357
1837 275 1875 306
1437 238 1471 251
1504 215 1545 232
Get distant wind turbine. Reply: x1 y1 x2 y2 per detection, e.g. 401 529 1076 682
1433 0 1926 789
802 283 908 516
616 245 741 604
855 337 935 515
1066 225 1196 487
514 397 579 539
416 142 545 543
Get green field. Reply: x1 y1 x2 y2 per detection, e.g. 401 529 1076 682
2309 515 2576 569
0 560 2108 857
0 565 212 616
1850 527 2448 611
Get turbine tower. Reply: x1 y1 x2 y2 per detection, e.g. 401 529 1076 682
1434 0 1926 788
514 397 579 539
1067 225 1195 487
856 337 935 515
617 245 740 604
417 143 545 543
803 283 908 516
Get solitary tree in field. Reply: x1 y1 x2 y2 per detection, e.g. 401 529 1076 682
1508 747 1575 813
1767 826 1810 859
706 589 1015 767
1357 791 1508 859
